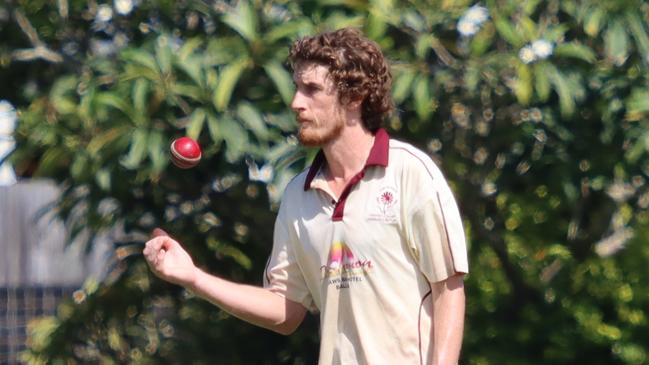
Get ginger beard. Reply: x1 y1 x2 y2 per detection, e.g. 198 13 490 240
297 107 345 147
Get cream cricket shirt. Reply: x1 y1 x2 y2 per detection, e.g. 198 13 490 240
264 129 468 365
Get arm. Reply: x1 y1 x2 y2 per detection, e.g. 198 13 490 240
143 229 307 335
430 274 466 365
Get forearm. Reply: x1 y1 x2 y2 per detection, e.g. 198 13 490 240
188 267 306 335
431 274 466 365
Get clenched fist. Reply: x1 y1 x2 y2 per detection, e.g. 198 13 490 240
143 228 198 288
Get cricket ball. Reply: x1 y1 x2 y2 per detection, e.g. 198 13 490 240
170 137 202 169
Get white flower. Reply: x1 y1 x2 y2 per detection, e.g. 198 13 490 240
464 5 489 24
457 19 479 37
518 45 536 64
457 5 489 37
114 0 134 15
531 39 554 59
96 4 113 23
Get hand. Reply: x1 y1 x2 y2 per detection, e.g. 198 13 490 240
143 228 198 287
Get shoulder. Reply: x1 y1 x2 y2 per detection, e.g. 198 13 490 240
388 138 447 184
281 167 310 201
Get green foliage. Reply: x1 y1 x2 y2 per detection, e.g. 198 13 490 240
2 0 649 364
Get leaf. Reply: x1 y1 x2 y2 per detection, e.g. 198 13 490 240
366 11 387 39
95 93 134 119
493 15 525 47
545 24 570 43
121 49 158 72
415 34 433 59
625 88 649 122
155 35 173 75
605 20 629 66
176 56 204 87
546 64 575 118
263 61 295 106
206 68 219 91
213 58 249 111
34 147 67 177
87 126 130 157
132 79 149 115
554 42 597 63
50 75 78 115
96 168 111 191
220 116 249 162
533 63 551 102
172 83 203 102
186 108 206 140
392 68 416 103
401 9 425 32
206 113 223 145
264 19 313 44
120 128 148 169
464 64 481 94
237 102 269 140
519 16 538 41
470 23 495 56
413 77 432 121
222 1 258 41
625 10 649 63
177 37 203 62
147 130 166 173
625 130 649 163
70 153 90 180
265 140 297 165
584 7 605 37
514 63 533 105
522 0 542 15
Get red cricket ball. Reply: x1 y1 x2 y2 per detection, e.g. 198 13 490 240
170 137 202 169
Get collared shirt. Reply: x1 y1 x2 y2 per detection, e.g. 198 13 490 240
264 129 468 365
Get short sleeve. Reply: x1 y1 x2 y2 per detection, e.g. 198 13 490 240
405 170 469 283
263 202 316 312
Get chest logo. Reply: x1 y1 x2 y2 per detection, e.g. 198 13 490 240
321 241 373 289
368 186 399 223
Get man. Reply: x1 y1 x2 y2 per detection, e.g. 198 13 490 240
144 28 468 365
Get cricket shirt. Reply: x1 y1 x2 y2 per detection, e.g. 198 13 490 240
264 128 469 365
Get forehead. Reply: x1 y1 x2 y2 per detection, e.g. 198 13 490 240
292 62 331 84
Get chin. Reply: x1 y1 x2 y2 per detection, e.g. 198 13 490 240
298 123 343 147
298 131 325 147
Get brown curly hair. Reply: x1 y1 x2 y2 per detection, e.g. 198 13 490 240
288 27 393 132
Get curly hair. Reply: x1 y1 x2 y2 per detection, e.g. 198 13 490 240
288 28 393 132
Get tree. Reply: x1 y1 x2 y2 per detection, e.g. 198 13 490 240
4 0 649 364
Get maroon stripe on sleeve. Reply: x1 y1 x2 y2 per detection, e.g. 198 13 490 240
418 289 432 365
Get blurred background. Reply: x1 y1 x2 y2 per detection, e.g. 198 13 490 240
1 0 649 364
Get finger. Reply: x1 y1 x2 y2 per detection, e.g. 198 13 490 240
152 228 169 238
143 237 164 257
156 248 166 265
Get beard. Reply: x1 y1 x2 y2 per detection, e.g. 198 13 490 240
297 116 344 147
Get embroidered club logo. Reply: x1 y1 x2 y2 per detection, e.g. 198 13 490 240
368 186 399 223
321 241 373 289
378 190 396 214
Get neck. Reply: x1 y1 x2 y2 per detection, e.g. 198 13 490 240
322 125 375 181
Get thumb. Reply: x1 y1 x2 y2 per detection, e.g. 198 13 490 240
152 228 169 238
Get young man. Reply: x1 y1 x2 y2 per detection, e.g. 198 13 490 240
144 28 468 365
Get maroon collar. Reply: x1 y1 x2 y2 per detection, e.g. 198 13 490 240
303 128 390 191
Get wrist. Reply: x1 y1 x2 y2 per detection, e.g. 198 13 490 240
187 266 202 291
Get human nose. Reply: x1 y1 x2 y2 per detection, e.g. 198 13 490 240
290 90 306 113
